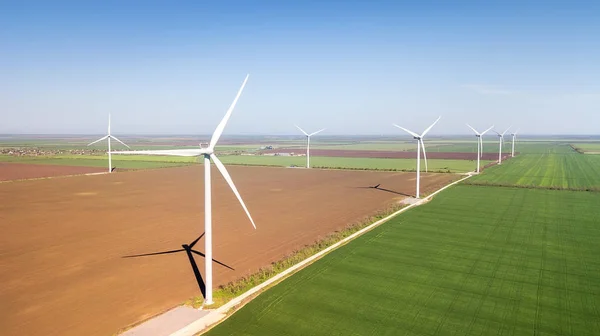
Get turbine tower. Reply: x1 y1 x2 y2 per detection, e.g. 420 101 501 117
510 129 519 157
87 114 130 173
111 74 255 305
393 116 441 199
466 124 494 173
295 126 325 168
493 126 511 165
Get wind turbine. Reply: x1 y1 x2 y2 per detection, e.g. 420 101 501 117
493 126 511 165
393 116 441 199
87 114 130 173
295 126 325 168
111 74 255 305
466 124 494 173
510 129 519 157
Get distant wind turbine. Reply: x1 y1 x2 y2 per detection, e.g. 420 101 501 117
87 114 130 173
493 126 511 165
393 116 441 198
111 74 255 305
511 129 519 157
466 124 494 173
295 126 325 168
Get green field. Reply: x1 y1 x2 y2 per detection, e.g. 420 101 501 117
218 155 490 173
468 150 600 190
0 153 489 173
426 141 567 155
0 155 193 169
207 185 600 336
204 140 600 335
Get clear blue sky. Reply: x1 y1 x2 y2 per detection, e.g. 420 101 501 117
1 0 599 135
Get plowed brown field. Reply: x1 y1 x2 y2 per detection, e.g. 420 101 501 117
0 165 457 336
0 162 106 181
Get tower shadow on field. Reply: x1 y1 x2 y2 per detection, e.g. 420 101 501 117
122 233 234 299
354 184 412 197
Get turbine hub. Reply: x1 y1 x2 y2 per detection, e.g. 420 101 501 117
199 147 213 155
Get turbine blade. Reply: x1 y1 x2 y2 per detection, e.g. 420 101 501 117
108 113 111 135
210 154 256 229
190 250 235 270
209 74 250 149
502 126 512 135
87 135 108 146
481 125 495 135
309 128 326 136
392 124 420 138
492 130 501 136
110 149 203 157
420 139 428 172
109 135 131 149
466 123 480 135
122 249 184 258
188 233 205 249
420 116 441 137
295 125 309 136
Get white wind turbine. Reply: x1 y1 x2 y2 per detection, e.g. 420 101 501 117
466 124 494 173
510 129 519 157
87 114 130 173
295 126 325 168
493 126 511 165
393 116 441 199
111 74 255 305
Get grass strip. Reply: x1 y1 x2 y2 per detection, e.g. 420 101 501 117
184 202 409 308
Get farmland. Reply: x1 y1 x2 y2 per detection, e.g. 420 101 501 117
0 155 192 170
219 155 491 173
424 141 565 154
1 135 526 174
571 143 600 154
260 148 501 160
468 149 600 190
206 185 600 336
310 142 418 151
0 162 106 181
0 152 492 174
3 136 598 335
0 165 457 336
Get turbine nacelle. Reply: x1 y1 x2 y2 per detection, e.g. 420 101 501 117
493 126 512 138
392 116 441 198
200 148 214 155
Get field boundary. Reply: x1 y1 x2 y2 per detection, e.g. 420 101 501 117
0 171 110 183
465 180 600 192
167 173 475 336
